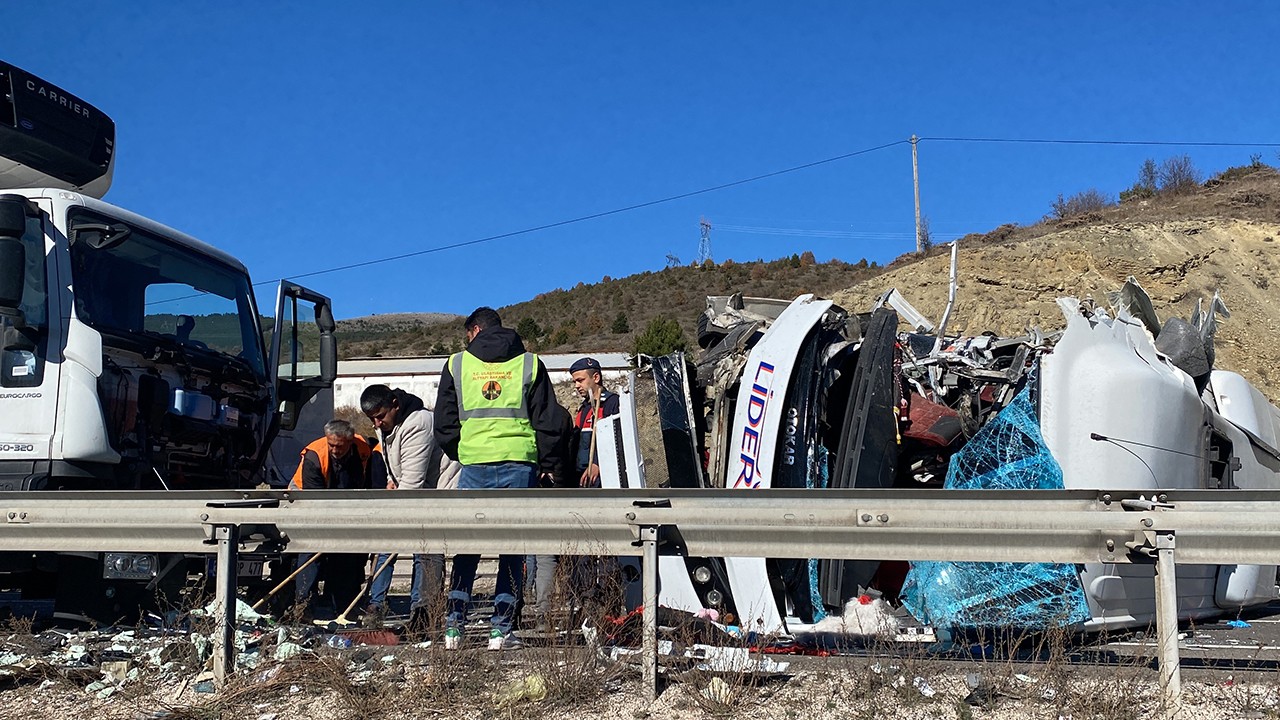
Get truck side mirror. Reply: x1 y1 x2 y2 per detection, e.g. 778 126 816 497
0 198 28 315
316 301 337 383
319 334 337 383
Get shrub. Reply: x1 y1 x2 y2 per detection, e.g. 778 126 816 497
1120 158 1159 202
1158 154 1201 194
611 312 630 334
633 316 687 357
1050 188 1113 219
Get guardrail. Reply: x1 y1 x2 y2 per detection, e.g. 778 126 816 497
4 487 1280 716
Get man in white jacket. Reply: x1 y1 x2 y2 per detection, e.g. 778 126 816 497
360 385 460 630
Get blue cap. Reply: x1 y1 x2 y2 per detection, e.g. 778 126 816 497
569 357 602 373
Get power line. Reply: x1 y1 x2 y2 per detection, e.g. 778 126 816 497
151 132 1280 303
716 224 964 241
920 136 1280 148
269 138 909 285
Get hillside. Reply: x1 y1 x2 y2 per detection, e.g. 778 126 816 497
338 255 888 358
834 165 1280 402
336 162 1280 405
337 312 461 354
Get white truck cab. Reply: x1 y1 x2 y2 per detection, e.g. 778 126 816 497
0 190 335 491
0 60 335 620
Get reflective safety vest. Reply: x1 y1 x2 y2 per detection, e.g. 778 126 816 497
451 350 539 465
289 435 372 489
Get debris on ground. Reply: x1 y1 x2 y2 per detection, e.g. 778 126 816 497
495 673 548 708
700 676 732 704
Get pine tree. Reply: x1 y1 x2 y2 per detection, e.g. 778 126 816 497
633 317 687 357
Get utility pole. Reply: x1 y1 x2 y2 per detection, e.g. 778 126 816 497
698 216 713 265
911 134 923 253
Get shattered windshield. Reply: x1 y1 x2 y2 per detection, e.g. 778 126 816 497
67 210 266 378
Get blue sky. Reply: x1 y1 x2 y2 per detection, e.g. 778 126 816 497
8 2 1280 319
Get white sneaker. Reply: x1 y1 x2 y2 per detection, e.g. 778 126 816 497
444 627 462 650
487 629 521 651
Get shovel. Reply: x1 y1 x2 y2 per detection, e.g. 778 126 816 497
315 553 399 630
581 387 603 487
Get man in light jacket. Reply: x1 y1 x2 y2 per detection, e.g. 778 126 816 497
360 384 459 630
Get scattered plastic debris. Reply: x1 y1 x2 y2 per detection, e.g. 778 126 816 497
273 642 305 661
1226 619 1252 629
913 676 936 697
192 598 267 625
101 659 130 683
495 674 547 707
191 635 210 661
700 676 732 705
810 593 899 636
608 642 790 677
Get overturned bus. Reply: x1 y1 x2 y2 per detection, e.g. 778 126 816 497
593 276 1280 636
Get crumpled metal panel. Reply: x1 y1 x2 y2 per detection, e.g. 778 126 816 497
900 378 1091 629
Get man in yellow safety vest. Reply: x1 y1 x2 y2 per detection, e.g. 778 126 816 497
434 307 563 650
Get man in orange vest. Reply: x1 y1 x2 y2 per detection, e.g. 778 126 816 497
289 420 374 617
290 419 373 490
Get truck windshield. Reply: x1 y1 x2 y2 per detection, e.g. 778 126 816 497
67 210 267 378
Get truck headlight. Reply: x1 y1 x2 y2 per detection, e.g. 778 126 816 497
102 553 158 580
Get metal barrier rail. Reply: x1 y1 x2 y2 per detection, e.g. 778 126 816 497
4 486 1280 715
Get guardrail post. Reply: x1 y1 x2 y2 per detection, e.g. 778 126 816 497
212 524 239 685
1153 530 1181 716
640 525 659 701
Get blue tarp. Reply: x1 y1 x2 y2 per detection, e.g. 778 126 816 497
900 378 1091 629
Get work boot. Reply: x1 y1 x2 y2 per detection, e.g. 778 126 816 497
361 604 386 629
406 606 432 638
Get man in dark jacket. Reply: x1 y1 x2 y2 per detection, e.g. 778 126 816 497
570 356 621 487
435 307 562 650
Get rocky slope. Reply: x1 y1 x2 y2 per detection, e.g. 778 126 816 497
833 216 1280 401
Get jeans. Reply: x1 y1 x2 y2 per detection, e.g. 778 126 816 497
368 553 445 611
447 462 537 635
